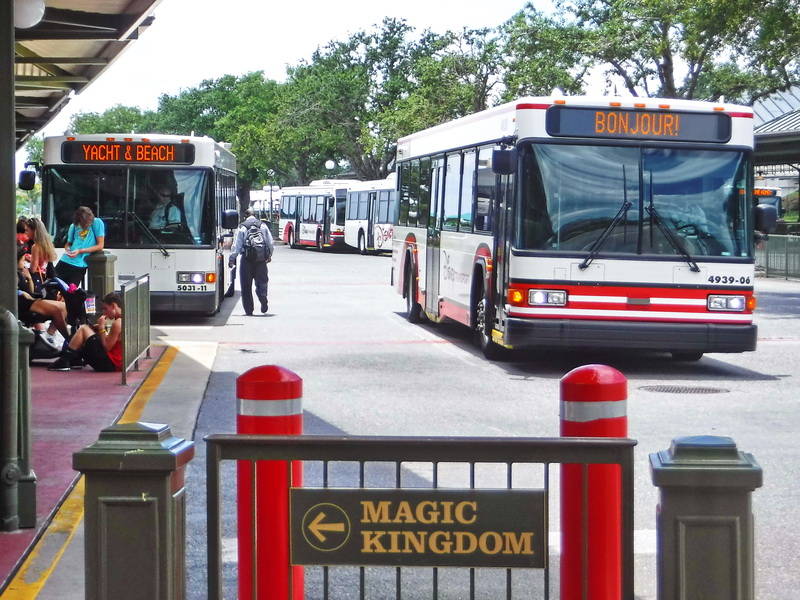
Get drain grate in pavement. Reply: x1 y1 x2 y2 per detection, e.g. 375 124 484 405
638 385 730 394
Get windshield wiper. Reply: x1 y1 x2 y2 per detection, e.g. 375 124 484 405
128 211 170 257
645 205 699 272
579 199 633 270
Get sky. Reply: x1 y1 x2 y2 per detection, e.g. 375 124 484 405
37 0 535 138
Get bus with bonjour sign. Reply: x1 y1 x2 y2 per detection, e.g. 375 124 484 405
40 133 239 315
392 95 777 361
344 174 396 254
278 180 359 250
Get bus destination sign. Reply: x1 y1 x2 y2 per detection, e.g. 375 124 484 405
546 106 732 143
290 488 546 568
61 141 196 165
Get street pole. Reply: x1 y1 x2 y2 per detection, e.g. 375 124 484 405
0 0 22 532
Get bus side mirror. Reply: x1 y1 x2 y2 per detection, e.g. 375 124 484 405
222 209 239 230
18 170 36 191
755 203 778 233
492 147 518 175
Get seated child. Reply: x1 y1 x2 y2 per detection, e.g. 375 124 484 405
48 292 123 372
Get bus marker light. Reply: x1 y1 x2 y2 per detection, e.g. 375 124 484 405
508 289 525 305
206 273 217 283
747 296 757 311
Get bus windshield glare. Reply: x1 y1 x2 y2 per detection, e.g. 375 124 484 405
516 144 752 258
44 167 213 247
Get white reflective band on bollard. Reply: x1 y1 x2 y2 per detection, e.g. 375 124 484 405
560 400 628 423
237 397 303 417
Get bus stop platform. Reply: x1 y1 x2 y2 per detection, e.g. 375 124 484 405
0 345 171 597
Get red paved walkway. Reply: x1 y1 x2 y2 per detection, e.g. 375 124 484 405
0 348 164 592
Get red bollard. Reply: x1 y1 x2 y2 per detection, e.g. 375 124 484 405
237 365 304 600
560 364 627 600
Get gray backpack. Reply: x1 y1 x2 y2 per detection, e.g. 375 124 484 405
243 223 269 262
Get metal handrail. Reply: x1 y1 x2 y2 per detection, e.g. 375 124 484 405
120 274 151 385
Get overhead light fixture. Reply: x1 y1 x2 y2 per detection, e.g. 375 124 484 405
14 0 45 29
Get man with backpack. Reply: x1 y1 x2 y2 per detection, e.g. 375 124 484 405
229 208 274 315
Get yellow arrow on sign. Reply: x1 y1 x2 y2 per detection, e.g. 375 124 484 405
308 511 346 542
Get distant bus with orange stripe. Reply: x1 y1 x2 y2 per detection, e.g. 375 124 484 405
392 95 777 361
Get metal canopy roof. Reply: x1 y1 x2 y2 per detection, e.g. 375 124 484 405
14 0 162 149
755 108 800 168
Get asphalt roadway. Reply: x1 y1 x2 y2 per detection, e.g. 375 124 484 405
3 249 800 599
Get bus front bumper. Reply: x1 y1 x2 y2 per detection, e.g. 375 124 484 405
151 291 218 315
501 318 757 354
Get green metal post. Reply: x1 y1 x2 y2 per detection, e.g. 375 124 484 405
0 0 22 533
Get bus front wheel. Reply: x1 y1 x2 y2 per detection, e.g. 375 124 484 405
474 284 509 361
358 232 367 255
317 233 324 251
288 230 296 249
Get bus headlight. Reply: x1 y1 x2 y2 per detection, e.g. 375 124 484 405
177 272 206 284
529 290 567 306
707 295 746 311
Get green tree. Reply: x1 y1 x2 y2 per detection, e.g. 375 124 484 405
68 104 159 133
545 0 800 102
283 18 457 181
500 5 591 98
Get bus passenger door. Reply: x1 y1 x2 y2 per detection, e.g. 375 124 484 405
323 195 332 245
367 191 376 248
493 173 514 325
425 158 444 317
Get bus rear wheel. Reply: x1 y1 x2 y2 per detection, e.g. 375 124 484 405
405 270 422 323
474 285 509 361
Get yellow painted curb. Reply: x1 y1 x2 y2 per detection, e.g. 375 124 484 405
4 345 179 598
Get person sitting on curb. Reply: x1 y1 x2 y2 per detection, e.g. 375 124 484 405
48 292 123 372
17 245 70 340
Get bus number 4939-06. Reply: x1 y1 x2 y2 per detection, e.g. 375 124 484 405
708 276 751 285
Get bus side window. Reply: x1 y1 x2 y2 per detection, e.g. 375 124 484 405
475 147 494 233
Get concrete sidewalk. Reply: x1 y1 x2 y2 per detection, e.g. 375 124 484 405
0 341 217 598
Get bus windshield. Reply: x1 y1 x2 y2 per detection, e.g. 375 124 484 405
43 166 213 247
517 144 752 259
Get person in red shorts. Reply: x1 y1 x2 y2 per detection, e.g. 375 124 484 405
48 292 123 372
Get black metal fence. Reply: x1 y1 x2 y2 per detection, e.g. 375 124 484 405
120 274 151 385
205 434 636 600
756 234 800 279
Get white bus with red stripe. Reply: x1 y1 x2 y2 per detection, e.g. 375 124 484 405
278 180 359 250
392 95 777 360
344 175 396 254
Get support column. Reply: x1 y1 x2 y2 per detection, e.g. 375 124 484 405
0 0 22 533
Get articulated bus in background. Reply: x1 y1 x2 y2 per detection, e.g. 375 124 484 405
278 180 359 250
344 174 396 254
753 186 784 218
40 133 239 315
392 95 777 361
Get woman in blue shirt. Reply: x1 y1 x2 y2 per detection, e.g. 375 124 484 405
54 206 105 286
